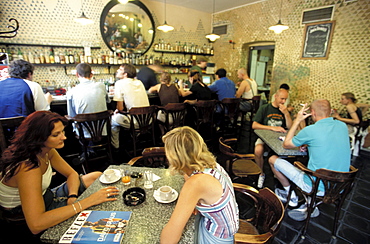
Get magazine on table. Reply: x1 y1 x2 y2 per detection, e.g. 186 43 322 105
59 210 132 243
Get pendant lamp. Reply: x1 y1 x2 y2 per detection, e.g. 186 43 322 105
268 0 289 34
74 0 94 25
205 0 220 42
157 0 174 32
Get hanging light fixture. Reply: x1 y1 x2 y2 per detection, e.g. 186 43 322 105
118 0 129 4
268 0 289 34
205 0 220 42
157 0 174 32
74 0 93 25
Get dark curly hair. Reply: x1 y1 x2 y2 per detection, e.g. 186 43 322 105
0 111 67 181
9 59 34 79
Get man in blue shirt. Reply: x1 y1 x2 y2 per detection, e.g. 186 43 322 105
268 99 350 220
208 68 236 113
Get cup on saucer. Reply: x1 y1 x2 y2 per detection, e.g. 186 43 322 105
103 169 117 181
158 186 173 201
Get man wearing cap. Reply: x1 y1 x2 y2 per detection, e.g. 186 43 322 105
190 57 207 77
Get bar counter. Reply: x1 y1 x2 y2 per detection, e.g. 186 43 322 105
41 165 195 244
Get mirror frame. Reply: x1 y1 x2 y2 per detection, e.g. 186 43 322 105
100 0 155 55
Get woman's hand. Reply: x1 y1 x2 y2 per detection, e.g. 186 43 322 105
86 186 120 205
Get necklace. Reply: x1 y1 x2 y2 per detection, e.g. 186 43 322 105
37 153 49 165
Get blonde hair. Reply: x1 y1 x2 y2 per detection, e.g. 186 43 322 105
311 99 331 117
162 126 216 174
160 72 171 84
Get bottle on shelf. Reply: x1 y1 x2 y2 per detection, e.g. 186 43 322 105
28 51 35 63
64 50 69 64
49 48 55 64
44 50 50 64
17 48 23 60
100 52 105 64
54 51 60 64
59 52 66 64
34 51 41 64
68 50 75 64
109 52 114 65
74 51 80 64
79 52 85 63
39 51 45 64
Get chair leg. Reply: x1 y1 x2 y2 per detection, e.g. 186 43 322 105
301 196 316 238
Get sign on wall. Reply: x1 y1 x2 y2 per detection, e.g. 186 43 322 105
301 21 335 60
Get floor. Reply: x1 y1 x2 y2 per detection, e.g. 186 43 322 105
54 120 370 244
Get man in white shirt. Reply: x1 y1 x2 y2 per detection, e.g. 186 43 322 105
0 59 51 118
111 64 149 149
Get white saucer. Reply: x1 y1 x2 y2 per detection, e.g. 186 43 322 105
153 189 179 203
99 169 121 184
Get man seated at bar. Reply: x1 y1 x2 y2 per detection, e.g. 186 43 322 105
0 59 52 118
268 100 350 220
0 111 119 242
67 63 110 136
252 88 292 190
161 126 238 244
137 64 162 90
190 57 207 78
208 68 236 113
111 64 149 149
236 68 258 112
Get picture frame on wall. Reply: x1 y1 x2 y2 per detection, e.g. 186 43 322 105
301 21 335 60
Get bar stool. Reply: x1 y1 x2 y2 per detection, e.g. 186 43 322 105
157 103 187 137
220 98 241 138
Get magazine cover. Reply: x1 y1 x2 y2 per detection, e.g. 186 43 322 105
59 210 132 243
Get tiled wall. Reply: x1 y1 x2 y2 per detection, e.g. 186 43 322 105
212 0 370 116
1 0 369 117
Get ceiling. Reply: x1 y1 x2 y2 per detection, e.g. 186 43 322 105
150 0 266 14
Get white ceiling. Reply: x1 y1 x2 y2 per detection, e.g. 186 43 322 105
150 0 266 14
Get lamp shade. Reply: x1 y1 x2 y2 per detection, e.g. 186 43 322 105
74 12 94 25
206 33 220 42
157 21 174 32
268 20 289 34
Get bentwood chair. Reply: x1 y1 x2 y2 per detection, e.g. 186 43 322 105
241 95 261 145
218 137 260 186
233 184 284 244
127 147 168 168
220 98 241 138
66 110 113 173
157 103 187 137
121 105 157 156
193 100 218 143
0 116 25 154
287 162 358 239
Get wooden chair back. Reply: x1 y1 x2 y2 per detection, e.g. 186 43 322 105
233 183 284 244
157 103 187 136
291 161 358 238
220 98 241 137
127 147 168 168
0 116 25 154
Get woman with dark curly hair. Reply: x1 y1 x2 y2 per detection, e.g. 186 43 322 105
0 111 119 238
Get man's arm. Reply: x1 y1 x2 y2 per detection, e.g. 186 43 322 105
283 104 311 149
116 101 125 113
252 121 287 132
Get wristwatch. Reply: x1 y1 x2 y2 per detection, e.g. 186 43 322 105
67 194 78 199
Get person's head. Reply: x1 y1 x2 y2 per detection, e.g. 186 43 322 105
9 59 34 79
340 92 357 105
215 68 227 78
272 89 289 107
122 37 128 43
1 111 68 180
310 99 331 121
279 83 290 91
116 63 137 79
237 68 249 80
196 57 208 69
160 72 171 84
162 126 216 174
76 63 92 79
188 70 200 84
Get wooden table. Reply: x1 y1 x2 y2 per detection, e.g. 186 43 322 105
254 129 307 157
41 165 195 244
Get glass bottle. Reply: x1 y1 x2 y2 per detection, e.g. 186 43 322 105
59 52 66 64
64 50 69 64
17 48 23 60
49 48 55 64
68 50 75 64
74 51 80 64
44 50 50 64
28 51 35 63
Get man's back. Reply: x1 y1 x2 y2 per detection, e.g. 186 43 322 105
113 78 149 110
0 77 35 118
209 77 236 101
137 66 157 90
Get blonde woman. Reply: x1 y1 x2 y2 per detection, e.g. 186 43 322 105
160 126 238 244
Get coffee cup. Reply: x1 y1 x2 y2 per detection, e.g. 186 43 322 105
159 186 173 201
103 169 116 181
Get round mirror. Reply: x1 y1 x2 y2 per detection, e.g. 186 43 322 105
100 0 155 55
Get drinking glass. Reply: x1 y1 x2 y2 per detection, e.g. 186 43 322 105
143 171 153 189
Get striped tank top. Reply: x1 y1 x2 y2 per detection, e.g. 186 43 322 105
193 163 239 239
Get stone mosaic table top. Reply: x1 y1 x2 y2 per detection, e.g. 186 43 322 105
254 129 307 156
41 165 195 244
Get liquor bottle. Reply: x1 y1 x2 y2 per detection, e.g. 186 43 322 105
44 50 50 64
28 51 35 63
80 52 85 63
59 52 65 64
11 48 18 61
100 52 106 64
92 55 98 64
114 52 118 65
109 52 114 65
74 51 80 64
17 48 24 60
54 51 60 64
97 53 102 64
39 51 45 64
210 46 214 55
105 51 110 64
117 53 123 64
64 50 69 64
68 50 75 64
34 51 40 64
87 55 92 64
49 48 55 64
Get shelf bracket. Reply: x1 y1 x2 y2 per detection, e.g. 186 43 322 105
0 18 19 39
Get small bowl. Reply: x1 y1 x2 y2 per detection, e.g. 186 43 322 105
123 187 146 206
